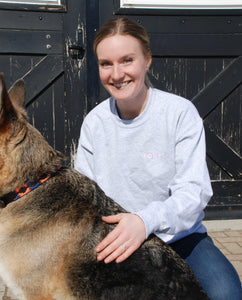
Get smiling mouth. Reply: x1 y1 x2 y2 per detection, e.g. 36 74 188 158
112 81 131 89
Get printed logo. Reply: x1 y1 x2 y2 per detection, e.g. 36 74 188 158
143 153 168 159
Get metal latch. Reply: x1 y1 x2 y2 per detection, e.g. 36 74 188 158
69 45 85 60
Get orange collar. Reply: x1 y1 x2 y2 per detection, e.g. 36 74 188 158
13 167 62 201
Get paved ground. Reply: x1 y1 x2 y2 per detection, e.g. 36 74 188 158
204 219 242 283
0 220 241 299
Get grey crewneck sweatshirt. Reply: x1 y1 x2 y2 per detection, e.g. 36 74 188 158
75 88 213 243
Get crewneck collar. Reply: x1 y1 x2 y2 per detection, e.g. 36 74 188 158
110 87 153 128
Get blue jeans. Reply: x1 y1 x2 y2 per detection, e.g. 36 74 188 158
170 233 242 300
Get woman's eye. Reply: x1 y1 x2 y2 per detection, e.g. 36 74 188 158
124 58 133 64
99 61 110 67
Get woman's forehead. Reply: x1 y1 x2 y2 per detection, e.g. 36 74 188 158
96 34 144 58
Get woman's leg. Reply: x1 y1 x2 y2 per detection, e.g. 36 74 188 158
185 235 242 300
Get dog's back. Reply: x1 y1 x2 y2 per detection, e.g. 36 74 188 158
0 74 209 300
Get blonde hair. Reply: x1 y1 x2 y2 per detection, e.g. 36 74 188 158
93 17 152 86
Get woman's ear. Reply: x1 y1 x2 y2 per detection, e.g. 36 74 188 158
146 52 152 71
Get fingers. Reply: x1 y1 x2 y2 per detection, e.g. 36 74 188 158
101 214 123 224
97 239 139 264
115 243 139 263
99 241 128 264
96 213 146 264
96 232 122 261
96 219 122 253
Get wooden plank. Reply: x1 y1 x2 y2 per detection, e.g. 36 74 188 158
206 156 222 181
140 16 242 34
205 181 242 220
0 11 62 30
53 76 65 153
0 56 11 85
22 55 64 105
63 0 88 161
205 125 242 180
86 0 100 111
28 87 54 142
27 79 64 152
10 56 32 83
0 30 62 54
149 57 189 97
221 86 241 151
201 58 234 181
211 181 242 200
150 33 242 56
204 207 242 220
192 56 242 118
221 86 241 181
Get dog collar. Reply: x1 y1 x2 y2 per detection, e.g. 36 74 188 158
0 167 63 208
13 167 62 201
13 171 53 201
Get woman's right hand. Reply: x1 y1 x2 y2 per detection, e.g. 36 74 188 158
96 213 146 264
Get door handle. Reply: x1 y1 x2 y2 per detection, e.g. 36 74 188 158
69 45 85 60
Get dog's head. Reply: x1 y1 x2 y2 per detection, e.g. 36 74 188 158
0 74 65 196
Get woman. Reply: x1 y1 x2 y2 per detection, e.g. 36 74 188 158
75 17 242 299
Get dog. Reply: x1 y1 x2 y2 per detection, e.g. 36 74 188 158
0 74 209 300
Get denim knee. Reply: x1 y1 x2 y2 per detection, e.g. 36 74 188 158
185 236 242 300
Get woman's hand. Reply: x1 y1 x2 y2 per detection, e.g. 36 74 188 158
96 213 146 264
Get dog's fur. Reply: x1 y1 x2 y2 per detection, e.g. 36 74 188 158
0 74 209 299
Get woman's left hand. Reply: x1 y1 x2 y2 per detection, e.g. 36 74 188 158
95 213 146 264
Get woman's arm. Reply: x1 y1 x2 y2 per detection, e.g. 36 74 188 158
136 109 213 239
75 121 95 180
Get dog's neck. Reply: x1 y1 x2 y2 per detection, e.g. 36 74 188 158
0 167 62 208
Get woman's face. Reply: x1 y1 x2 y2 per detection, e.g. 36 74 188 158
96 34 151 105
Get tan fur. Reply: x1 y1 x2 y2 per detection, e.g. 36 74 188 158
0 201 86 299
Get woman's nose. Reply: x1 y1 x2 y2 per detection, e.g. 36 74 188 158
111 64 124 81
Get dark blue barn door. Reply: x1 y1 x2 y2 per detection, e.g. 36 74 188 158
0 0 87 165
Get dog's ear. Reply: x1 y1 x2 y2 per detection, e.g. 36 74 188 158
8 78 26 109
0 73 17 126
0 74 27 145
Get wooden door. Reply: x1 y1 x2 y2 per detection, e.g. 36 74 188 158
0 0 87 164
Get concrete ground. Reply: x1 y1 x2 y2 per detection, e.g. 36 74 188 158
0 219 241 299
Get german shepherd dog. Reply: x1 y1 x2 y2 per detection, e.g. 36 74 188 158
0 74 209 300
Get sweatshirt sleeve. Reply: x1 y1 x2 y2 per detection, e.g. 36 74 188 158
74 120 95 181
135 105 213 239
